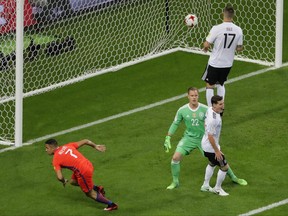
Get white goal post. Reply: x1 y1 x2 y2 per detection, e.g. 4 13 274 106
0 0 283 147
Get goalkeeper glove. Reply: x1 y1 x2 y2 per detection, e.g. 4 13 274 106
164 136 171 153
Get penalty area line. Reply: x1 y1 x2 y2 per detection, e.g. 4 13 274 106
238 198 288 216
0 65 282 154
26 66 277 144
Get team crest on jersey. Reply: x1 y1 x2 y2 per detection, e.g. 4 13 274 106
199 112 204 119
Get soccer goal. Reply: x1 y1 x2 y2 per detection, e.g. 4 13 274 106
0 0 283 147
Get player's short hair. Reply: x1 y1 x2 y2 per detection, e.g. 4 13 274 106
187 87 199 93
224 4 234 19
45 138 58 146
211 95 223 105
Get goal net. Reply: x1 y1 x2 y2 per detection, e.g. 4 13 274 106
0 0 280 145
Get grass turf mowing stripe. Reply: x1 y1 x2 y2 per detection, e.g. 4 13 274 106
2 63 286 154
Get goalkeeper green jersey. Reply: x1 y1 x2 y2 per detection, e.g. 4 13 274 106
168 103 208 140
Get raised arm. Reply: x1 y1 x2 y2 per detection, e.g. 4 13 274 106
75 139 106 152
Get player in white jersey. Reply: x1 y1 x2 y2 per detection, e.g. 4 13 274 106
164 88 247 190
201 4 243 107
201 95 230 196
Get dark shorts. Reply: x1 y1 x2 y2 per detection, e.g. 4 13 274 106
201 65 232 85
204 151 228 167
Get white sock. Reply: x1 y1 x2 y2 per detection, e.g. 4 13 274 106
203 164 215 187
206 88 214 107
215 169 227 189
216 84 225 99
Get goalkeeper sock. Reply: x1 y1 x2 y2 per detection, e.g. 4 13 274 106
171 160 180 183
227 167 237 180
96 191 112 205
206 88 214 107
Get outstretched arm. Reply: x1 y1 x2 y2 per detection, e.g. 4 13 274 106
75 139 106 152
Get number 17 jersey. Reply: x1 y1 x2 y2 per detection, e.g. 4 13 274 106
206 22 243 68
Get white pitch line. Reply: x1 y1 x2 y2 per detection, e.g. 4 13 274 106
0 64 285 154
238 198 288 216
28 66 277 143
1 64 288 216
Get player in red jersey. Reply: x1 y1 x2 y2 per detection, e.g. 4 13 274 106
45 138 118 211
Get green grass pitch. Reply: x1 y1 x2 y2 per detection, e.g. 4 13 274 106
0 52 287 216
0 1 288 215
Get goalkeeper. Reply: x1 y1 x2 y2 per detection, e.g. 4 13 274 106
164 87 247 189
